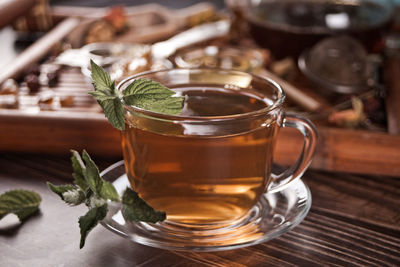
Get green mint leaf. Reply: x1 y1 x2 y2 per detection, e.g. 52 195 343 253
137 96 186 115
90 61 185 130
62 189 86 206
90 59 115 94
81 150 103 196
0 190 41 221
47 182 75 199
70 150 88 191
121 187 166 223
89 92 125 131
101 96 125 131
100 181 120 202
78 204 108 249
122 78 174 102
122 78 185 115
47 182 85 206
81 150 119 202
88 91 118 102
86 195 107 209
48 150 165 249
89 61 125 131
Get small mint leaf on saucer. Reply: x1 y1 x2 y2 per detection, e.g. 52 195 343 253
79 204 108 249
0 190 41 221
122 187 166 223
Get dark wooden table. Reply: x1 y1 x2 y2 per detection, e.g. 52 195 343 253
1 152 399 266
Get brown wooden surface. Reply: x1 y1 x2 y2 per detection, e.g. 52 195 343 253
0 153 399 266
276 127 400 177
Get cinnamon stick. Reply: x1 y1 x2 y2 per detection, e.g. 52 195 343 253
257 68 324 112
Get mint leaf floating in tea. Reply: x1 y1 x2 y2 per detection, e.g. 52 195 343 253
48 150 166 248
122 188 166 223
0 190 41 221
89 60 185 130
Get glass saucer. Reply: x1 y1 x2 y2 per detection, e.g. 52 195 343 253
100 161 312 252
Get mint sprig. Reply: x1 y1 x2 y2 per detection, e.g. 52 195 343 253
89 60 185 131
0 190 41 221
47 150 165 249
89 61 125 131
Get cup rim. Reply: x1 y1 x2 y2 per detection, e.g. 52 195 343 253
117 68 286 122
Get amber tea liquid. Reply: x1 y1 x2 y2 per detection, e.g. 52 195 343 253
121 87 279 225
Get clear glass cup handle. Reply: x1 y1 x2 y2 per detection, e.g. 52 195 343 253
268 113 318 193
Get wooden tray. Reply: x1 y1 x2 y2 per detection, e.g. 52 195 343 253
53 3 216 47
1 4 399 177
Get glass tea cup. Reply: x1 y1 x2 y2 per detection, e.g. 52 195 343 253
118 68 317 230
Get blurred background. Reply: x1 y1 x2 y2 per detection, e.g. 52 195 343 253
0 0 400 175
51 0 225 8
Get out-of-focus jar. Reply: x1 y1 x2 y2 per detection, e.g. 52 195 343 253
227 0 394 59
